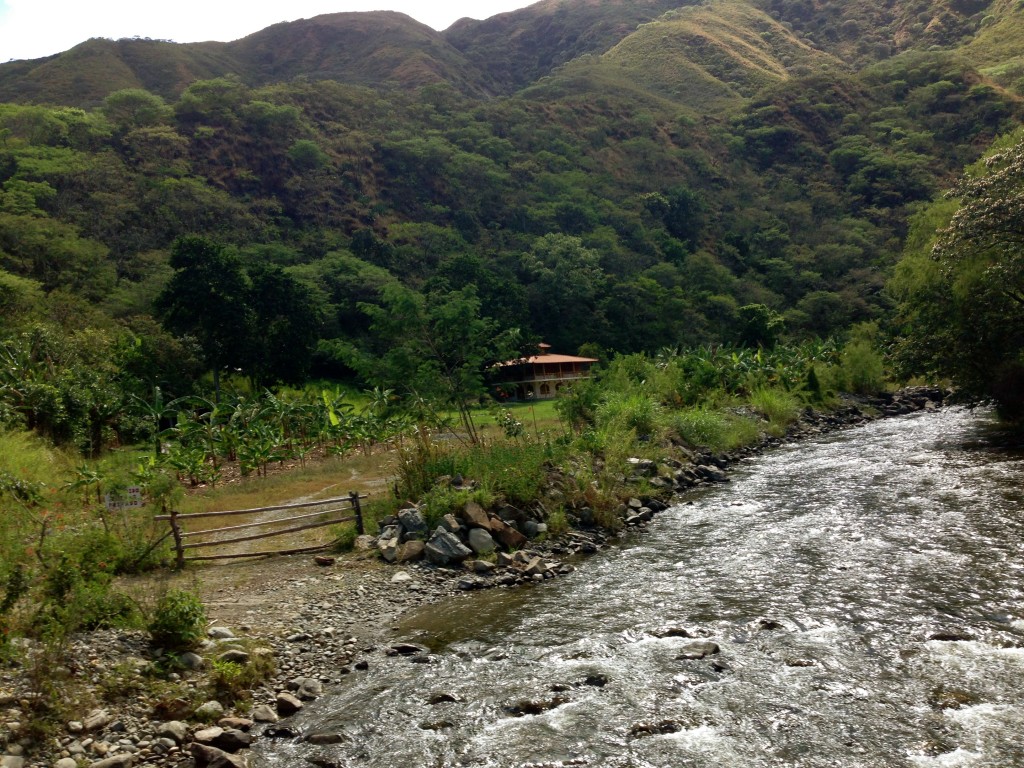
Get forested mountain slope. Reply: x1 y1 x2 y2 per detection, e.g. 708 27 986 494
0 0 1022 399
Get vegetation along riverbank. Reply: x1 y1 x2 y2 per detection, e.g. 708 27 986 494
0 364 946 768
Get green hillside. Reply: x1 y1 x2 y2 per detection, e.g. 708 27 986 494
1 0 1023 450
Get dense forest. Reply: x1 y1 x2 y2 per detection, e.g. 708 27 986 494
2 0 1024 451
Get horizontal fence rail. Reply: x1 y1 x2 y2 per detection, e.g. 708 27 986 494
157 491 365 567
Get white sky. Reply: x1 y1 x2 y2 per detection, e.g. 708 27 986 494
0 0 538 62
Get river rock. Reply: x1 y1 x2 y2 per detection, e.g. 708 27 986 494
651 626 692 639
389 643 429 656
55 759 78 768
523 520 543 537
696 465 729 483
304 731 347 745
504 696 568 717
208 627 235 639
190 743 247 768
179 651 205 670
193 726 224 745
490 517 527 549
218 649 249 664
677 641 720 660
83 709 113 732
298 678 324 699
353 534 376 551
439 514 461 534
212 729 252 752
395 540 425 563
0 758 24 768
425 529 473 566
522 557 545 577
194 701 225 720
87 756 135 768
398 508 429 540
429 693 462 705
275 692 303 716
467 528 496 555
462 502 491 531
218 717 254 731
156 720 188 744
251 705 278 723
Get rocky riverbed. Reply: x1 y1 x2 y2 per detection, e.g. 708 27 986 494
0 388 946 768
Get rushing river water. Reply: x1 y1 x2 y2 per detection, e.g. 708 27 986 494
253 408 1024 768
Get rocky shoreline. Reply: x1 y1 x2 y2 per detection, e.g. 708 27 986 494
0 387 946 768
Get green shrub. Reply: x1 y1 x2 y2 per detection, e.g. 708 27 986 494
148 589 206 650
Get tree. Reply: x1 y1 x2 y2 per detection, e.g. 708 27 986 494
737 304 786 349
891 132 1024 420
102 89 168 132
520 234 608 352
246 264 322 387
352 283 517 444
156 236 253 399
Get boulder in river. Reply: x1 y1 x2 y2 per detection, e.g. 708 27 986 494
677 640 720 659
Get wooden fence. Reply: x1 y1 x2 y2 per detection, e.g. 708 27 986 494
155 492 365 568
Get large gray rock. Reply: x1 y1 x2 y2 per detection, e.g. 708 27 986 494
208 627 235 639
55 759 78 768
424 529 473 566
461 501 491 531
218 649 249 664
467 528 495 555
398 508 429 540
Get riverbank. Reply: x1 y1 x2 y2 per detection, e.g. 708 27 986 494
0 387 947 768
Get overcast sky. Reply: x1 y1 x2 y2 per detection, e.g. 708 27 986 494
0 0 537 62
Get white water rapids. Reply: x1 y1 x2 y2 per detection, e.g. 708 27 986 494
253 407 1024 768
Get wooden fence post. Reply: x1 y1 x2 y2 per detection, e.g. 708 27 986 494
350 491 364 535
169 507 185 570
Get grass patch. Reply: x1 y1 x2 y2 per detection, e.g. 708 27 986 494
671 407 761 452
748 387 802 432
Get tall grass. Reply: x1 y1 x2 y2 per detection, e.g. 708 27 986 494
670 408 761 452
749 387 802 432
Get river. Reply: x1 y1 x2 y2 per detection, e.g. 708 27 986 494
252 407 1024 768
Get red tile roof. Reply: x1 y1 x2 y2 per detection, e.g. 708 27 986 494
497 353 599 367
